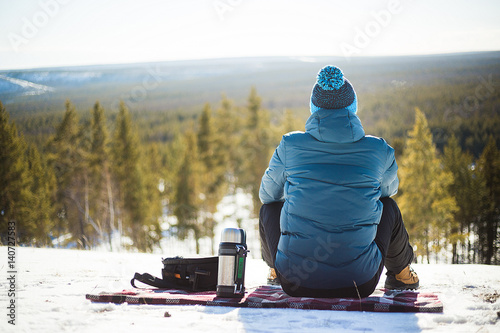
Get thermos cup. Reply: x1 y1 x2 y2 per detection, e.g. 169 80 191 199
216 228 249 298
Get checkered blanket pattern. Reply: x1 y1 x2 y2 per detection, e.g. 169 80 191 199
86 285 442 313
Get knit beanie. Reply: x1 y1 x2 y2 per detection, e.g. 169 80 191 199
310 66 357 114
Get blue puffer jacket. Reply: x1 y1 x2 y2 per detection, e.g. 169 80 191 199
259 107 399 289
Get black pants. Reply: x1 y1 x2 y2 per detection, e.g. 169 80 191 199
259 197 414 298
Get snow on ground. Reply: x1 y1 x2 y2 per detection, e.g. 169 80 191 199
1 246 499 333
1 191 499 332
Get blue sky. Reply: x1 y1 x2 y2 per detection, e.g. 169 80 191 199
0 0 499 70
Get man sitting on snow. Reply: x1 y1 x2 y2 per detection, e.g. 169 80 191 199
258 66 419 298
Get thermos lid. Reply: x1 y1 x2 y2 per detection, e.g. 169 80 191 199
220 228 246 244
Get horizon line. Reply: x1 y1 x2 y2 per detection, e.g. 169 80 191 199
1 49 500 72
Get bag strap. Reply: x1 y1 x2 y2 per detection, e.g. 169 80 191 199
131 272 179 289
131 268 215 290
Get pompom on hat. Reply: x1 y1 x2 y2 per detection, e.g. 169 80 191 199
310 66 357 114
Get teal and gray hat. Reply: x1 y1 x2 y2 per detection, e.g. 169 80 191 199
310 66 357 114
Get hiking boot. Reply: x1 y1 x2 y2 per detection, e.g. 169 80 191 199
267 268 280 285
384 265 419 290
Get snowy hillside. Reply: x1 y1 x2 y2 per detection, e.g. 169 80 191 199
1 246 499 333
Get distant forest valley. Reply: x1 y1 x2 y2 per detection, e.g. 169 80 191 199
1 51 499 265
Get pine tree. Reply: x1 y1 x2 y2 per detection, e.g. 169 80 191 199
174 130 203 253
0 101 35 243
443 135 487 263
26 143 56 245
477 136 500 264
214 95 242 187
142 143 163 251
112 102 152 251
198 104 216 171
89 101 115 249
46 100 92 248
162 133 185 202
197 103 228 253
247 86 262 129
398 108 457 263
239 87 274 216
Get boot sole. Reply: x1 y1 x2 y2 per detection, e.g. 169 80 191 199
384 282 420 290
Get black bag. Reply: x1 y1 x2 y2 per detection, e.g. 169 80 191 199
131 256 218 291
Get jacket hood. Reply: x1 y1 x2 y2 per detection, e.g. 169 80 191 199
305 108 365 143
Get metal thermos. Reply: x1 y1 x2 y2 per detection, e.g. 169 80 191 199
216 228 248 298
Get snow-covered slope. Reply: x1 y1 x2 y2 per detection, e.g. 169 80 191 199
1 246 499 333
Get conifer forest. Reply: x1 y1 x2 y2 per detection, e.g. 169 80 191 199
1 53 499 264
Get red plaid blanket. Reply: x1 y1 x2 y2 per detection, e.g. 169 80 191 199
86 285 442 313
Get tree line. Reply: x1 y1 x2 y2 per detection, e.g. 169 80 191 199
0 88 291 253
1 89 499 263
1 100 163 251
398 108 499 264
